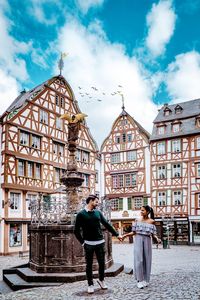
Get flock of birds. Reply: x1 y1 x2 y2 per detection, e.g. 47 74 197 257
77 85 123 103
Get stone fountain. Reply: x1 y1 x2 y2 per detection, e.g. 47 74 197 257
3 113 123 290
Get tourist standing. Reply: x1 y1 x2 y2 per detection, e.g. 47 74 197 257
74 195 122 294
122 205 161 289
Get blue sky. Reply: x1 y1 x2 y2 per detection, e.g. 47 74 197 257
1 0 200 145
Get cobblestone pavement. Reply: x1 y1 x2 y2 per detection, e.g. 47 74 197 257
0 244 200 300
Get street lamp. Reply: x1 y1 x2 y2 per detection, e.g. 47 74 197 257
162 214 174 249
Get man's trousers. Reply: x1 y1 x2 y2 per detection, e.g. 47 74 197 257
84 242 105 286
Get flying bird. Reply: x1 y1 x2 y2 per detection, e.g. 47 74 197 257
118 85 123 88
78 86 82 89
91 86 98 91
97 99 102 102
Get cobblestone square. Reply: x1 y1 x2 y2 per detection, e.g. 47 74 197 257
0 244 200 300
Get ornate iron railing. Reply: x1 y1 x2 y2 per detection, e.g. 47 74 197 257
30 195 111 225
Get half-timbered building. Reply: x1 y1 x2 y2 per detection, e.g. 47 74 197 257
151 100 200 245
0 75 99 255
101 107 150 234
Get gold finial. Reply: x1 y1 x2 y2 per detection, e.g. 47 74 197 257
58 52 68 75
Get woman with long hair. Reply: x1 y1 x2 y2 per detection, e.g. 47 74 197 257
122 205 161 289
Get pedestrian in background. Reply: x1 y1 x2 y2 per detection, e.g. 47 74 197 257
74 194 122 294
122 205 161 289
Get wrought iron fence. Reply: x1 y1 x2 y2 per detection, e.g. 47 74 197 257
30 195 111 225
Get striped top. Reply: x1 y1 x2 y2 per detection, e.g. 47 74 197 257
132 221 157 236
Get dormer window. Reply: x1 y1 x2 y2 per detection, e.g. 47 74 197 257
196 116 200 128
157 125 165 135
163 106 172 116
175 105 183 114
172 122 181 133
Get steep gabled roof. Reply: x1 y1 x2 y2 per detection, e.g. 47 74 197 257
101 109 150 151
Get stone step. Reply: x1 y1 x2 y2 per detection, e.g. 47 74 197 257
3 274 62 291
16 263 124 283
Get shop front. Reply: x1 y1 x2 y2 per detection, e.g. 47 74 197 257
155 218 189 245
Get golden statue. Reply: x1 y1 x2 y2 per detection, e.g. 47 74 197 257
60 113 87 142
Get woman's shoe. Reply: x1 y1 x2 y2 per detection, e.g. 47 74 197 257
142 281 149 287
137 282 144 289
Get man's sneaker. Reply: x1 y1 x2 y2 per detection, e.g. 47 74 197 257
87 285 94 294
97 280 108 289
137 281 144 289
142 281 149 287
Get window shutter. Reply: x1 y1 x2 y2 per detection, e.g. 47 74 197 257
127 198 132 210
119 198 123 210
143 197 148 206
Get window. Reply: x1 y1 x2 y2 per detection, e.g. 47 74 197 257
172 123 180 133
28 162 34 177
157 142 165 155
55 168 60 182
82 151 89 163
9 224 22 247
127 150 136 161
20 131 29 146
36 163 41 179
119 175 123 187
173 191 182 205
31 135 40 149
82 174 90 187
115 136 120 143
196 137 200 149
157 165 166 179
10 193 20 210
172 139 181 152
27 194 37 210
53 142 64 156
40 110 48 124
18 160 25 176
127 134 132 142
172 163 181 177
158 192 166 206
55 95 59 106
131 173 137 186
95 171 98 183
197 163 200 177
76 149 81 161
121 119 128 126
158 126 165 135
133 197 143 209
56 117 62 130
111 153 120 163
196 118 200 128
122 133 126 143
164 108 171 116
125 174 131 187
60 97 64 108
175 105 182 114
112 175 118 188
198 194 200 208
111 198 123 211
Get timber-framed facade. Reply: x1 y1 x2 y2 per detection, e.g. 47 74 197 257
0 75 100 255
101 108 150 235
151 100 200 245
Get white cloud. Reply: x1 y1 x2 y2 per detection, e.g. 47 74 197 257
0 10 29 81
29 0 62 25
55 19 158 146
76 0 105 14
0 69 19 116
146 0 176 57
165 51 200 102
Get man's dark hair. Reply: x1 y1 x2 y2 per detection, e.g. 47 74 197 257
86 194 99 204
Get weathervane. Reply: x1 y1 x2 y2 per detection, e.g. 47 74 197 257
58 52 68 75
